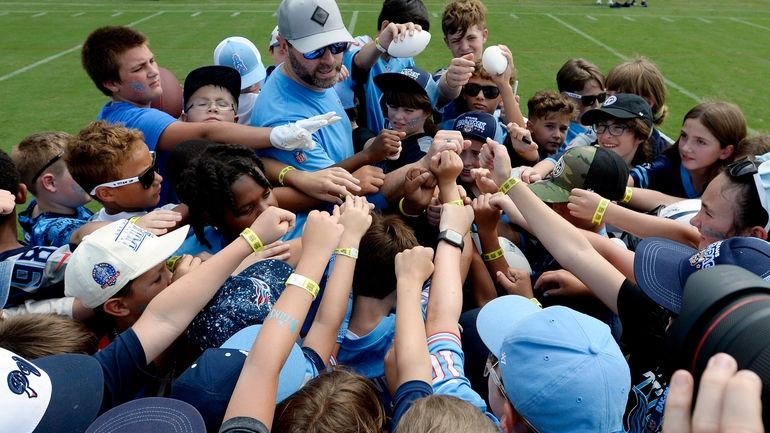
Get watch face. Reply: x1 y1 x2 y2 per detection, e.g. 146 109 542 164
439 230 464 249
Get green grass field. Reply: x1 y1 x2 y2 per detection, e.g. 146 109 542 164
1 0 770 151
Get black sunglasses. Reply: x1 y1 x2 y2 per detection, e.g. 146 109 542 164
564 91 608 106
302 42 349 60
89 152 157 195
30 151 64 185
463 83 501 99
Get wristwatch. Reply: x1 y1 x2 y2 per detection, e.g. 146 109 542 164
437 229 464 250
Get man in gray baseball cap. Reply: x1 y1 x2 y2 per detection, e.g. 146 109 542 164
278 0 354 56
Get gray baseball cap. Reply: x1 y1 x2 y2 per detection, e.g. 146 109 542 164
278 0 354 54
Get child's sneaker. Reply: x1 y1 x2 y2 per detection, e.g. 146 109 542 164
609 2 622 7
641 0 647 6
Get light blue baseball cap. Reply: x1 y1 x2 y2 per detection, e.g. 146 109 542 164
214 36 267 90
477 295 630 432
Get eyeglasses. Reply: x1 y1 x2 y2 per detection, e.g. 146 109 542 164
186 99 235 112
89 151 157 195
484 354 540 433
727 157 758 178
564 91 607 106
30 151 64 185
302 42 350 60
594 123 631 137
483 354 507 399
463 83 501 99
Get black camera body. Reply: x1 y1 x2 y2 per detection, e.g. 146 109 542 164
665 264 770 424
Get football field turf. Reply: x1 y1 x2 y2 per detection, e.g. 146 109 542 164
1 0 769 151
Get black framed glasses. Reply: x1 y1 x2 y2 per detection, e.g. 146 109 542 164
564 91 607 106
89 151 157 195
30 151 64 185
594 123 630 137
463 83 501 99
302 42 349 60
727 157 758 178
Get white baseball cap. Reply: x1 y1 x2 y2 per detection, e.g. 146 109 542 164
278 0 354 54
214 36 267 90
64 220 189 308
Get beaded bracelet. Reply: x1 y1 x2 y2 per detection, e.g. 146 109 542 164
334 247 359 259
498 177 521 194
591 198 611 225
240 227 264 253
278 166 296 186
482 248 504 262
286 273 320 299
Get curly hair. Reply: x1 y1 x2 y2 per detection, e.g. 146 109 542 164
176 143 270 248
81 26 148 96
65 121 145 196
527 90 576 121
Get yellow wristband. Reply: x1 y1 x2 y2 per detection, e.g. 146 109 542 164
286 273 320 299
240 227 264 253
165 255 181 272
374 37 387 53
482 248 504 262
498 177 521 194
446 199 465 206
529 297 542 308
278 166 295 186
128 216 140 224
622 187 633 203
334 247 359 259
591 198 610 225
399 197 422 218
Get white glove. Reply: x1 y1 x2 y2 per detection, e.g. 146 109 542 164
269 112 343 151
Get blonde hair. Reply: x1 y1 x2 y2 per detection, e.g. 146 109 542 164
12 131 73 195
0 314 98 358
398 395 499 433
66 120 145 195
274 369 386 433
606 58 669 125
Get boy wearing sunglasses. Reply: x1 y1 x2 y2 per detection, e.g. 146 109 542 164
66 121 182 227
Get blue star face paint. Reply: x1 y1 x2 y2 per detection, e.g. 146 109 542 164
128 82 146 92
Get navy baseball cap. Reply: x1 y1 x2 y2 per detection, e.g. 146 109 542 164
452 111 499 143
171 325 308 432
374 67 432 99
187 259 293 350
183 65 242 111
0 347 104 433
634 237 770 314
85 397 206 433
580 93 653 129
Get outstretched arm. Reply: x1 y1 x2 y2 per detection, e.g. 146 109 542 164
223 211 343 428
133 206 295 363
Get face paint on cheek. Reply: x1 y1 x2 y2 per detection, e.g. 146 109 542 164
128 82 146 92
403 116 423 129
700 227 730 241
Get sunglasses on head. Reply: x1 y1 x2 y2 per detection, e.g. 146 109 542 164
564 91 607 106
89 151 157 195
463 83 501 99
302 42 350 60
727 157 758 178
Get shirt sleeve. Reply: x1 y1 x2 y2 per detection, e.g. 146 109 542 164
390 380 433 432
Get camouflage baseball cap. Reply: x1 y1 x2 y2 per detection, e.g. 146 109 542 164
528 145 629 203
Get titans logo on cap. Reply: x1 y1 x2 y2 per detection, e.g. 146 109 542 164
400 68 419 80
311 6 329 26
7 356 41 398
455 116 485 134
92 262 120 289
230 53 249 75
603 95 617 106
688 240 723 269
552 158 565 178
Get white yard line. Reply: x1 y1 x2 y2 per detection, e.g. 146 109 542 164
730 17 770 31
348 10 359 34
0 11 164 82
547 13 702 104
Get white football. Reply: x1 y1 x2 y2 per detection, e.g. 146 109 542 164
482 45 508 75
387 30 431 58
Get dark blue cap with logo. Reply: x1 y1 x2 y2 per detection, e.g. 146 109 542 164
453 111 499 143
